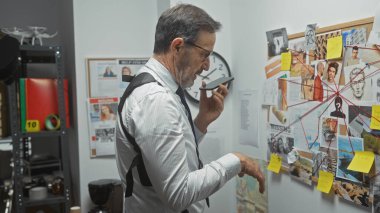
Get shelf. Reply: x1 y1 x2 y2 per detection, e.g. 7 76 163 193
20 131 66 138
24 160 61 170
0 136 12 144
24 194 66 207
20 45 59 64
11 45 71 212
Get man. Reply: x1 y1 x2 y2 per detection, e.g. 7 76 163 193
313 61 324 101
344 46 360 67
349 67 365 100
326 62 339 84
115 4 264 213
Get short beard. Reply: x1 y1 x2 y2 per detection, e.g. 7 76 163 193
176 52 193 88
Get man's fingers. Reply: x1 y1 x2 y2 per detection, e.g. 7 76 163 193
257 173 265 193
216 84 228 97
199 81 207 98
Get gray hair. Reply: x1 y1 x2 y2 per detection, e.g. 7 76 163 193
153 4 221 54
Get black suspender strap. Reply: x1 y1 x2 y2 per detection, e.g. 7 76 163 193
118 73 157 198
119 72 208 211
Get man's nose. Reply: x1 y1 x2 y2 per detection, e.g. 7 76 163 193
202 57 210 71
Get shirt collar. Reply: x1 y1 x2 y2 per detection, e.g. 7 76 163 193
142 57 179 94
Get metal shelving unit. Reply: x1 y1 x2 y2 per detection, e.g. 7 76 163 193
9 45 71 212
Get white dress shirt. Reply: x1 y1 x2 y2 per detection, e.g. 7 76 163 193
115 58 241 213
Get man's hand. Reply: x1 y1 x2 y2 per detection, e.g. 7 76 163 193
194 81 228 133
233 152 265 194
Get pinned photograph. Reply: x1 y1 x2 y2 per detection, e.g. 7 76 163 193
289 151 313 185
311 60 326 101
290 51 307 77
319 147 338 176
266 28 288 58
323 61 342 86
333 179 370 207
305 24 317 51
336 136 364 183
348 105 371 137
343 46 361 67
313 30 341 60
267 123 294 167
342 28 367 47
300 63 315 100
320 117 338 149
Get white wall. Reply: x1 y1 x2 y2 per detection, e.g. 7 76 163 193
72 0 158 211
229 0 379 213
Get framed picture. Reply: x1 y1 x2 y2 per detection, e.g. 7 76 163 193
86 57 149 98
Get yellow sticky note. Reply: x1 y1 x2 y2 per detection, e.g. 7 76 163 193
347 151 375 173
267 154 282 173
317 171 334 193
370 105 380 130
326 35 343 59
26 120 40 132
281 52 292 70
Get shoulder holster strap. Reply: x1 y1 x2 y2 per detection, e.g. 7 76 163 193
119 72 190 213
118 72 157 197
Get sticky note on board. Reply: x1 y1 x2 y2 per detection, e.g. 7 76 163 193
371 105 380 130
347 151 375 173
326 36 343 59
267 154 282 173
281 52 292 70
317 171 334 193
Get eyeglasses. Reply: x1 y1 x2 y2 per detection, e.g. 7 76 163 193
185 41 212 59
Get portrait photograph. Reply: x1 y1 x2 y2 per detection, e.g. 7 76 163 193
343 46 362 68
322 61 342 86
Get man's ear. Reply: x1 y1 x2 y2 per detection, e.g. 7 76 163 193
171 37 184 53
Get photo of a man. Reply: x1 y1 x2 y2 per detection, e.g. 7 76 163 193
344 46 361 67
312 60 325 101
325 62 340 85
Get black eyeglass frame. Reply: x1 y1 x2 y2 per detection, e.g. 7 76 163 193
184 41 213 59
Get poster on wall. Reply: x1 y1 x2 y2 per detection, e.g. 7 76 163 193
87 97 118 157
238 90 259 147
86 58 148 98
